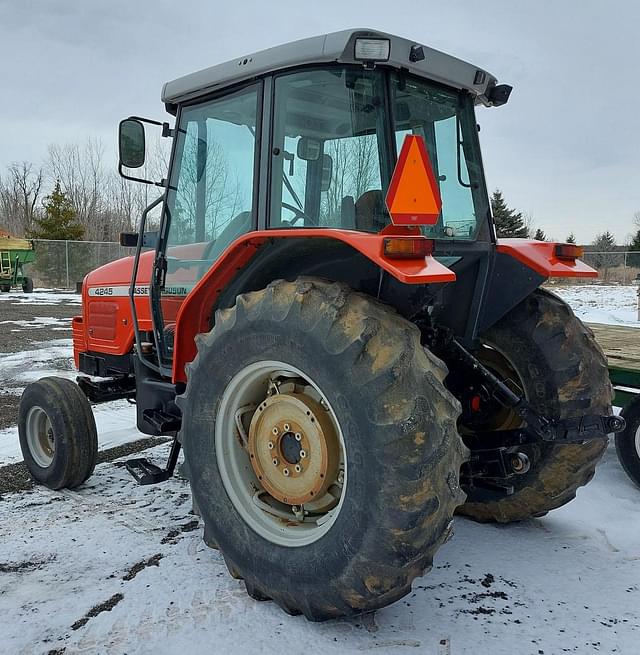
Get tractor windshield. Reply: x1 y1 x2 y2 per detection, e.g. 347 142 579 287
269 67 486 239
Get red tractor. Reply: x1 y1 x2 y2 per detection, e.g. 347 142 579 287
18 29 623 620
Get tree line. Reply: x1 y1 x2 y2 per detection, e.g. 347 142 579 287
0 138 167 242
491 188 640 256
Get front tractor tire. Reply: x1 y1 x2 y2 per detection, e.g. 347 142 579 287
459 289 612 523
18 377 98 489
178 278 467 620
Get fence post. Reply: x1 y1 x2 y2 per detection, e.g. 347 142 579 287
65 240 70 289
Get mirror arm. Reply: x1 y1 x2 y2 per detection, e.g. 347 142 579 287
118 162 167 187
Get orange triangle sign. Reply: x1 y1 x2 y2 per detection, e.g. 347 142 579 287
385 135 442 226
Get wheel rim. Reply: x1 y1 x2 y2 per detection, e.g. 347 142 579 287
634 424 640 458
215 360 347 547
25 406 55 468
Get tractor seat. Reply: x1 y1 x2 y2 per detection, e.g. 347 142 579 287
355 190 388 233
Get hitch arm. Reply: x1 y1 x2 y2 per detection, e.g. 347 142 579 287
429 332 624 445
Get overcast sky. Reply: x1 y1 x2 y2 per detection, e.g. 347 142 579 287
0 0 638 243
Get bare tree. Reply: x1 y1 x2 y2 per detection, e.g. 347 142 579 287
0 162 43 236
172 132 242 244
321 135 378 225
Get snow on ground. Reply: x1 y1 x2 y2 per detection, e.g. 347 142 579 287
0 338 75 392
552 284 640 327
0 401 143 466
0 316 70 330
1 442 637 655
1 284 639 654
0 289 81 305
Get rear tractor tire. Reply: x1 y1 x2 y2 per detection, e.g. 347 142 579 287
178 278 467 620
18 377 98 489
22 276 34 293
459 288 612 523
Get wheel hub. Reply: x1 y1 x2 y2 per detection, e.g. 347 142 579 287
248 390 339 506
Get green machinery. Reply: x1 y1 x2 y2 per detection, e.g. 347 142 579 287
0 231 35 293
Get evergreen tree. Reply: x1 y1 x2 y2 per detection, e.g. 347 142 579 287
29 181 84 287
30 180 84 240
566 233 576 244
591 231 617 279
533 228 546 241
490 189 528 238
628 229 640 267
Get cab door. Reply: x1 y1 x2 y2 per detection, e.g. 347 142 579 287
153 83 262 366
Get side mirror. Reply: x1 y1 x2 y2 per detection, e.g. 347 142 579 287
119 231 159 249
320 154 333 192
297 137 321 161
120 232 138 247
119 119 146 169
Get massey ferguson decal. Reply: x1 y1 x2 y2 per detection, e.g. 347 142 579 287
88 285 192 297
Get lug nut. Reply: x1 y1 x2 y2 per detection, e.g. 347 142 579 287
337 470 345 484
295 464 301 473
299 450 306 459
267 441 274 450
272 458 279 467
272 427 279 435
283 468 290 477
283 423 290 432
295 433 302 442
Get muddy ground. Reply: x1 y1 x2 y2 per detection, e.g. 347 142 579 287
0 291 78 429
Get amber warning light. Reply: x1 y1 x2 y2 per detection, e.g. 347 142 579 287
555 244 584 261
383 236 434 259
385 134 442 226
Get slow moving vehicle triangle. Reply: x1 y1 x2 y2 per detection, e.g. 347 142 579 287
385 134 442 226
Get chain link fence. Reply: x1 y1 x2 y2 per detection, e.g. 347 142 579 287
18 240 640 290
580 251 640 285
28 239 135 289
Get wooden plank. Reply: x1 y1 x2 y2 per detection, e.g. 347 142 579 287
588 323 640 372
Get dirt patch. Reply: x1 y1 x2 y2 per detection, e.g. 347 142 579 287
71 592 124 630
160 519 200 545
123 553 163 581
0 437 171 498
96 437 171 466
0 300 77 353
0 557 52 573
0 393 20 430
0 461 35 496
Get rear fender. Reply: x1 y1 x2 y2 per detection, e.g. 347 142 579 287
477 239 596 335
172 229 455 382
496 239 597 278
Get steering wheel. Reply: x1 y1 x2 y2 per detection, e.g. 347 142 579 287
281 202 316 227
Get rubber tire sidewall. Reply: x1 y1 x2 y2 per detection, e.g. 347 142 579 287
617 396 640 488
18 377 98 489
181 279 465 619
460 288 611 522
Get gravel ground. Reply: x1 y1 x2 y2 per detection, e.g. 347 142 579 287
0 290 78 429
0 295 77 353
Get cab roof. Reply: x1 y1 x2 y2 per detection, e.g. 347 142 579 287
161 29 501 108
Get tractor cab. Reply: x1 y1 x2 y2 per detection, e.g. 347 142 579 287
117 29 514 377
